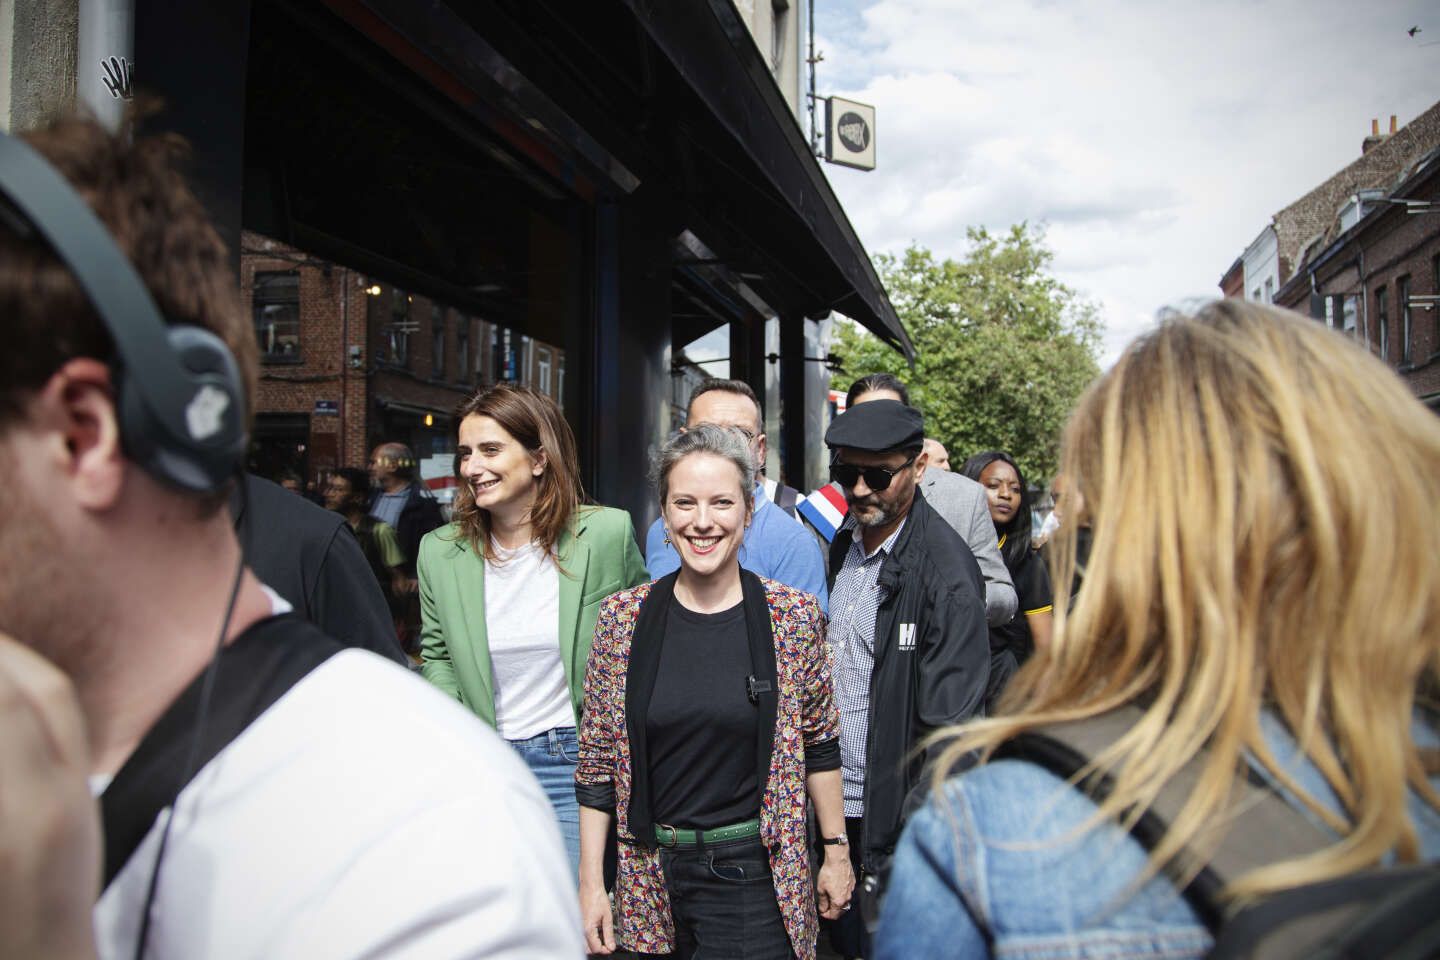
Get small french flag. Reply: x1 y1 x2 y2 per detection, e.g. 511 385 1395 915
796 482 848 542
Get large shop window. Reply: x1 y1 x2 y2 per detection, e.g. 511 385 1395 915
253 270 301 361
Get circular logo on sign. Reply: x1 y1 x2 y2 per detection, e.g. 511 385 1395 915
837 112 871 153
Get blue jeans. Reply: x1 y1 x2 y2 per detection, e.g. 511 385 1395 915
508 726 581 878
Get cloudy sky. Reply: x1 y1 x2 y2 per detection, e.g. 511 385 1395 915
811 0 1439 363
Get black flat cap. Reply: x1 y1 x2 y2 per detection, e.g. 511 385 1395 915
825 399 925 452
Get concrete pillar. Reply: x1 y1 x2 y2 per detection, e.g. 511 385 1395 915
0 0 78 132
76 0 132 130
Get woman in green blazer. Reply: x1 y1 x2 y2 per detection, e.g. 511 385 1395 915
419 383 648 874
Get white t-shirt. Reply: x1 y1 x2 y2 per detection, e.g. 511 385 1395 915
484 543 572 740
93 648 583 959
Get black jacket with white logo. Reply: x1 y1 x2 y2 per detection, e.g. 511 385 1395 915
827 488 990 874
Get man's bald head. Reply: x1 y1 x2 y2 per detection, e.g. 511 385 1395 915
369 443 416 492
923 438 951 472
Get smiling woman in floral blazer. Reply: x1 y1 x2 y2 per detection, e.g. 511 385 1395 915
575 425 851 960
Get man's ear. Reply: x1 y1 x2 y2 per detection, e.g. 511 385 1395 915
755 433 767 471
39 359 126 511
912 448 929 485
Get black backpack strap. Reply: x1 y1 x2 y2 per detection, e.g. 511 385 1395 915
1208 863 1440 959
997 707 1335 931
100 615 342 889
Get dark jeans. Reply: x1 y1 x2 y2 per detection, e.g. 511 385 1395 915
822 817 869 960
658 835 794 960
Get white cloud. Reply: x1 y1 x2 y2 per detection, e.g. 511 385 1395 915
814 0 1439 364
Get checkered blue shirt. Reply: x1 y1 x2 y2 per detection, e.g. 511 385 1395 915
827 515 907 817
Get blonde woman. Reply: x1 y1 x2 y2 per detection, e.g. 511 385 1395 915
873 301 1440 958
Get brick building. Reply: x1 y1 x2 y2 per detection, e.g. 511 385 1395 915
242 231 564 492
1274 148 1440 411
1229 103 1440 306
1218 257 1245 299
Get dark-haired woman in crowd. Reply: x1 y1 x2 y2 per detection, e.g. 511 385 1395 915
575 424 852 959
419 383 649 874
960 451 1052 708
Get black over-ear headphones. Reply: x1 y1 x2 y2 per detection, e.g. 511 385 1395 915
0 129 247 494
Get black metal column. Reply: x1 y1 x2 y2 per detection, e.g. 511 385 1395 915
779 316 806 488
134 0 252 276
590 190 672 530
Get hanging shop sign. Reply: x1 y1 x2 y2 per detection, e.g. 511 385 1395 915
825 97 876 171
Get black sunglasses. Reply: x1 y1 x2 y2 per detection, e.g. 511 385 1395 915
830 454 917 492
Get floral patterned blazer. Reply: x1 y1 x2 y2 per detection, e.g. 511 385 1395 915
575 571 840 960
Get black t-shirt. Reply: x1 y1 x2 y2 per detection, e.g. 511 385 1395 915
989 542 1053 663
647 600 761 829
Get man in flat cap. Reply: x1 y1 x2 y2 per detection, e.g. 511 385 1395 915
821 399 990 959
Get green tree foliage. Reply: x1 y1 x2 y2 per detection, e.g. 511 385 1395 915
832 225 1102 485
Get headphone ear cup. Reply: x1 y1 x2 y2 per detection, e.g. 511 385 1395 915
118 325 248 494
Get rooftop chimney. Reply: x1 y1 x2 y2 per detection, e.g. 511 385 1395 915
1390 115 1398 133
1362 116 1387 154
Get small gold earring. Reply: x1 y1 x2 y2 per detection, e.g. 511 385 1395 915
663 531 672 546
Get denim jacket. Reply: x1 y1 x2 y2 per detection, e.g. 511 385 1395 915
873 712 1440 960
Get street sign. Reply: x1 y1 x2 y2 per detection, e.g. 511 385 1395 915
314 400 339 416
825 97 876 171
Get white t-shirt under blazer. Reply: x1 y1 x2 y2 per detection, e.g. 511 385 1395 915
484 542 573 740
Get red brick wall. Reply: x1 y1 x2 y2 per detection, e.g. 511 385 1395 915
242 231 370 482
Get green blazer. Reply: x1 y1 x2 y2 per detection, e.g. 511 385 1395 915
418 505 650 729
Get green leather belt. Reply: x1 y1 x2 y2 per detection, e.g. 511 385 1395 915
654 818 761 848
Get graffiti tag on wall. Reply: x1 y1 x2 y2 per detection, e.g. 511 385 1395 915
101 57 134 100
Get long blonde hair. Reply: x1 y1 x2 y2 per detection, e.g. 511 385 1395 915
935 299 1440 899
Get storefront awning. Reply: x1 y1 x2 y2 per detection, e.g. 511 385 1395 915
622 0 913 359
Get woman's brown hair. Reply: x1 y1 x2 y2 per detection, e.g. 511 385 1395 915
448 383 587 563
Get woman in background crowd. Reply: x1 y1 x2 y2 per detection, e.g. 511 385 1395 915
419 383 648 874
872 301 1440 958
576 424 852 959
959 450 1052 707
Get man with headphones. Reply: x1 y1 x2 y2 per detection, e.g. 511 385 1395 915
0 116 581 958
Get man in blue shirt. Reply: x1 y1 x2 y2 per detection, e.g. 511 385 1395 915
644 379 829 612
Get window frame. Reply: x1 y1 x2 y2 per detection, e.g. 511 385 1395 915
432 304 446 379
1398 275 1412 365
457 316 470 384
252 269 302 363
1375 284 1389 362
388 289 410 367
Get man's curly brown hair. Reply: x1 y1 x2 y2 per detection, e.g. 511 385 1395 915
0 111 256 429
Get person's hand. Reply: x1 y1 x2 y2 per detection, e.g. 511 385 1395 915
815 847 855 920
0 633 100 960
579 880 616 954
